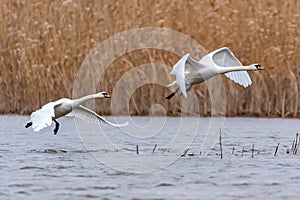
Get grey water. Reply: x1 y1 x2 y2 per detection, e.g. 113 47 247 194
1 115 300 200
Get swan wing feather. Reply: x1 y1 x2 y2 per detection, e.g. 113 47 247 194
30 101 61 132
186 56 204 72
212 47 252 87
170 53 190 98
74 105 128 127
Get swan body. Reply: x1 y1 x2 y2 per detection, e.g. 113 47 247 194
166 47 264 99
25 92 128 134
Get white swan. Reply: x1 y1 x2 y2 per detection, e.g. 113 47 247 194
25 92 128 134
166 47 265 99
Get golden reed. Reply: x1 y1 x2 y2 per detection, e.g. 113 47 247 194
0 0 299 117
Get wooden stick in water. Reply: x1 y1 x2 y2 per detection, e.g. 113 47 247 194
152 144 157 153
136 145 139 154
294 133 298 154
232 147 235 155
251 144 254 158
219 129 223 159
291 140 295 153
188 152 194 156
242 146 244 156
181 148 189 157
295 133 300 154
274 142 279 156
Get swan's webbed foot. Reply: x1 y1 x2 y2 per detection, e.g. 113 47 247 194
166 87 179 100
53 119 60 135
25 122 32 128
166 92 175 100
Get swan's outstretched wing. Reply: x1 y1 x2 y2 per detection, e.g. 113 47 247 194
30 101 61 132
73 105 128 127
186 55 204 72
212 47 252 87
169 53 190 98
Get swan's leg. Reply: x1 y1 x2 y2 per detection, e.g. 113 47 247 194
53 119 60 135
179 84 192 96
25 122 32 128
185 85 192 94
166 87 179 100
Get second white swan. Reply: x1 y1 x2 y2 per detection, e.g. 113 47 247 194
166 47 265 99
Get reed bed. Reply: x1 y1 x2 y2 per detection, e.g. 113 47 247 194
0 0 299 117
122 132 300 158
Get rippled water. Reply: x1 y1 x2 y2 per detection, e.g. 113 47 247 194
1 116 300 199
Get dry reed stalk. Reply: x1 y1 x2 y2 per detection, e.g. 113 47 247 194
293 133 298 154
274 142 279 156
291 140 295 153
293 133 299 155
136 144 139 155
295 136 300 155
219 128 223 159
152 144 157 153
181 148 189 157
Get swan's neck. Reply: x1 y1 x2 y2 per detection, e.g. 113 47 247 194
72 94 98 107
219 65 256 74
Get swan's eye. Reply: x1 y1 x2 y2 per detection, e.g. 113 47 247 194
254 64 261 67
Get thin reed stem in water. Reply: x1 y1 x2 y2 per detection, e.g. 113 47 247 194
274 143 279 156
219 129 223 159
152 144 157 153
293 133 298 154
181 149 189 157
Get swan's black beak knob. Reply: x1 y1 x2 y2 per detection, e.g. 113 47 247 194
255 64 265 70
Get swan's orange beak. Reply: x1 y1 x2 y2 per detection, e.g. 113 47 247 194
255 64 265 70
257 65 265 70
104 94 111 98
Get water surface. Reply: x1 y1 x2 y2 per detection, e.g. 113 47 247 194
1 116 300 199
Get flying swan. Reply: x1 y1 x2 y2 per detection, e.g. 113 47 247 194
166 47 265 99
25 92 128 134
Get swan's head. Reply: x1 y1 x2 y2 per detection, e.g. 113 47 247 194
98 92 111 98
253 63 265 70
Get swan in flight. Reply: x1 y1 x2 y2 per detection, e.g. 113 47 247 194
25 92 128 134
166 47 265 99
